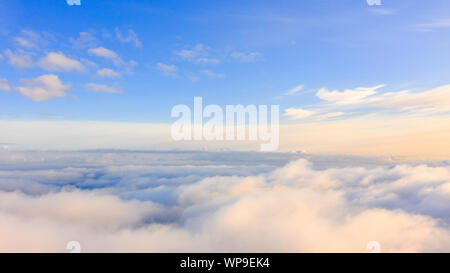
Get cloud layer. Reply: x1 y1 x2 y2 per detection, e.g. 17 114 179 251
0 151 448 252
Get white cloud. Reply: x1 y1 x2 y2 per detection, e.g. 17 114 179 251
200 69 224 79
414 19 450 31
0 79 10 92
316 85 384 105
85 83 121 94
284 84 304 96
230 52 261 62
38 52 85 72
372 84 450 110
15 37 35 48
0 155 448 252
176 44 206 60
66 0 81 6
316 112 345 120
97 68 120 78
4 49 34 68
87 47 136 73
115 28 142 47
283 108 316 120
88 47 122 65
175 44 219 65
0 190 162 230
14 30 42 49
156 63 178 76
315 84 450 112
195 58 219 65
16 74 70 101
70 32 98 49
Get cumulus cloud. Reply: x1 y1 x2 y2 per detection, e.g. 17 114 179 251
115 28 142 47
4 49 34 68
38 52 85 72
0 79 10 92
85 83 121 94
16 74 70 101
0 190 162 230
0 153 448 252
97 68 120 78
88 47 136 73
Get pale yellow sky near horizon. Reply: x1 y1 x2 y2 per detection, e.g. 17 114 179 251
1 111 450 161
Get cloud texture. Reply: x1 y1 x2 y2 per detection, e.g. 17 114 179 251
0 151 448 252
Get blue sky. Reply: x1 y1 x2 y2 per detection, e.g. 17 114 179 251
1 0 450 123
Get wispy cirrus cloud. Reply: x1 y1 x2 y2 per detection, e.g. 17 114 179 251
283 108 315 120
200 69 224 79
85 83 121 94
115 27 142 47
284 84 304 96
413 18 450 32
156 63 178 77
230 51 261 62
316 85 384 105
14 30 44 49
283 82 450 144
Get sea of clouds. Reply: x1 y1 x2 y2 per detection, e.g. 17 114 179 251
0 150 449 252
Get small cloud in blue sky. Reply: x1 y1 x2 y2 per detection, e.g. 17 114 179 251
85 83 121 94
115 28 142 47
66 0 81 6
200 69 225 79
16 74 70 101
157 63 178 77
284 84 304 96
230 51 261 62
